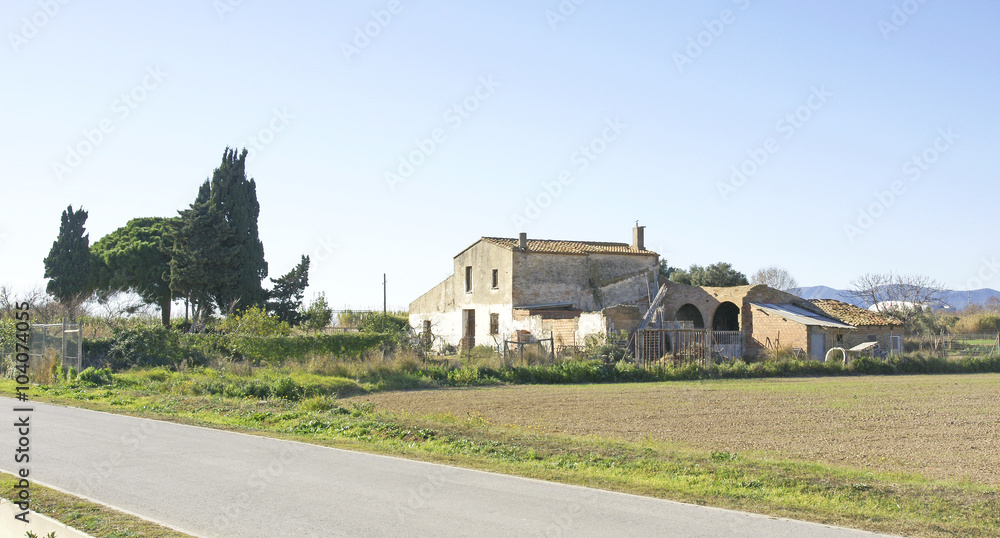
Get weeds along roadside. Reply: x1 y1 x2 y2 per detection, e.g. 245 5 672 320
8 377 999 538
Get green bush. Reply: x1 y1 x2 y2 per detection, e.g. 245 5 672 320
359 312 409 334
189 332 390 363
77 367 114 386
973 314 1000 333
218 306 292 337
106 325 207 370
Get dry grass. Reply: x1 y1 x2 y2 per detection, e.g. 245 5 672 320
349 373 1000 485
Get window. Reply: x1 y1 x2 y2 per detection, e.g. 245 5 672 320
867 334 877 342
489 313 499 335
491 269 499 289
836 334 844 343
465 266 472 293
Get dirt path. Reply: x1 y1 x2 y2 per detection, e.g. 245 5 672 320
349 374 1000 484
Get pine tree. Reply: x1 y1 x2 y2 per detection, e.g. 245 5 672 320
43 205 93 320
91 217 177 326
266 255 310 326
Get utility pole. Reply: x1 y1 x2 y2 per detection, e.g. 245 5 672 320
383 273 387 315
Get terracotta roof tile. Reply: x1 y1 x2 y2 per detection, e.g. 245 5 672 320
809 299 904 327
480 237 658 256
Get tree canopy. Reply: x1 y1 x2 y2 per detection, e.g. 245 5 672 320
167 181 240 328
669 262 748 287
266 255 310 326
207 147 268 310
43 205 93 319
90 217 176 326
167 148 269 326
750 266 799 293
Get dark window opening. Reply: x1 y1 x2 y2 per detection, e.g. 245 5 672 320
492 269 499 289
465 266 473 293
867 334 877 342
712 302 740 331
836 334 844 343
676 304 705 328
489 313 499 335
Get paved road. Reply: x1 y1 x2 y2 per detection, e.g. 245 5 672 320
1 398 892 537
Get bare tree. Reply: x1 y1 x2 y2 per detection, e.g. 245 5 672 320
750 266 799 293
0 285 62 322
985 296 1000 314
846 272 946 314
92 289 154 331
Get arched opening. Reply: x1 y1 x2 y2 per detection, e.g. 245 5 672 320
712 302 740 331
676 304 705 328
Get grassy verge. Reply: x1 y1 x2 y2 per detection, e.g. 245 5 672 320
0 472 192 538
9 380 999 537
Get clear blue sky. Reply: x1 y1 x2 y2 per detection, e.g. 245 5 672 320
2 0 998 310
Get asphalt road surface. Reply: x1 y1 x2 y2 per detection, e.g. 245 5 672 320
0 397 893 537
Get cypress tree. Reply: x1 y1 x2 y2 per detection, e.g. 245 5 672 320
43 205 93 319
208 148 268 311
167 181 239 328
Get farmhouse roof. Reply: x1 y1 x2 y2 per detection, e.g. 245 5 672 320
750 302 855 329
809 299 904 327
475 237 658 256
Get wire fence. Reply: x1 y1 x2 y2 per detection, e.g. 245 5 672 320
1 321 82 382
904 333 1000 358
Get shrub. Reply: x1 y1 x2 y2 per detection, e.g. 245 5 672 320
106 324 206 370
218 306 291 337
847 356 895 375
77 367 114 386
973 314 1000 334
359 312 409 334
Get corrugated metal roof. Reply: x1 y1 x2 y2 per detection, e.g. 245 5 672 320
478 237 658 256
750 303 855 329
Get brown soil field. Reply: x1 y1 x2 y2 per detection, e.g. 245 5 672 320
350 374 1000 484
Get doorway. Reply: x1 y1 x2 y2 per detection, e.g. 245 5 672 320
810 333 826 361
462 309 476 350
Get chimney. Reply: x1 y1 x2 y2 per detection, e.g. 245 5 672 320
519 232 527 250
632 224 645 251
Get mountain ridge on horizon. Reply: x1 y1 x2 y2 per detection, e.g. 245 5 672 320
793 286 1000 311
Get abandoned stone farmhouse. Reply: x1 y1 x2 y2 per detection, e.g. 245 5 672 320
409 226 658 351
408 226 903 360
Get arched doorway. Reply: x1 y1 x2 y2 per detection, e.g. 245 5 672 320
712 302 740 331
676 304 705 328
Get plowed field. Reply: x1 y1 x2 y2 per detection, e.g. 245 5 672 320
350 374 1000 484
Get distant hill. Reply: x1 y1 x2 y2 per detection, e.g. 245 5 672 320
794 286 1000 311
